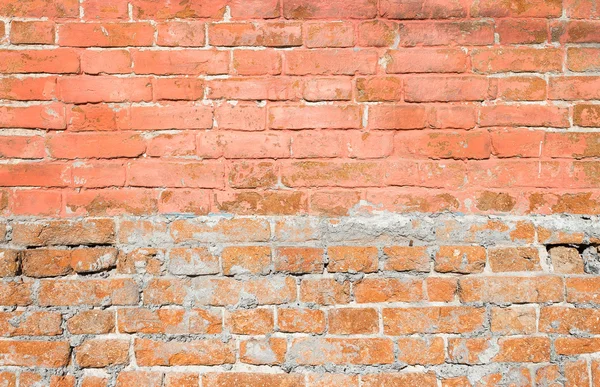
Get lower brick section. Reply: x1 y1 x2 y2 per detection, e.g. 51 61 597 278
0 213 599 385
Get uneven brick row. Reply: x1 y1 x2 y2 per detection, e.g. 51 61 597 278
0 214 597 386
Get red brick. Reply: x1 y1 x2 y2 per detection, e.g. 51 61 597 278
226 308 273 334
383 306 485 334
275 247 323 274
47 132 146 159
283 0 377 19
222 246 271 276
397 21 494 46
480 105 569 127
229 0 281 19
0 104 66 129
10 21 55 44
10 190 61 216
0 281 32 306
347 131 394 158
405 75 490 102
0 163 71 187
289 338 393 365
291 131 345 158
157 21 205 46
381 0 468 19
472 48 563 73
383 246 430 272
300 278 351 305
568 48 600 72
240 338 287 365
362 373 438 387
473 0 562 17
282 160 384 187
215 103 266 130
459 276 563 303
168 247 219 275
0 250 19 277
226 161 275 188
270 105 362 129
197 131 290 158
0 77 56 101
119 103 213 130
397 337 445 365
494 76 547 101
394 130 491 160
286 49 378 75
130 0 228 19
368 105 427 129
328 308 379 334
355 278 424 303
306 22 354 47
146 132 196 156
386 48 468 73
127 160 224 188
208 77 302 100
0 49 79 74
68 310 115 334
0 135 45 159
83 0 128 20
164 373 199 387
59 23 155 47
203 373 304 387
497 19 548 44
566 278 600 303
81 49 132 74
134 338 235 366
118 308 221 334
116 372 162 387
38 279 138 306
431 105 477 129
0 0 78 17
171 218 270 243
490 128 545 158
67 104 118 131
550 76 600 100
0 311 62 336
488 247 541 272
132 50 229 75
209 22 302 47
386 160 467 189
545 132 600 158
356 76 402 101
435 246 486 274
233 50 282 75
555 338 600 355
574 104 600 127
278 308 325 333
57 76 152 103
327 246 378 273
72 161 126 188
0 341 70 367
152 78 205 101
76 339 130 368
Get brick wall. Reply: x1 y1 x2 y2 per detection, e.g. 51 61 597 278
1 0 600 385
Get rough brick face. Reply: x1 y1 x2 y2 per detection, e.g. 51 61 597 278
0 0 599 384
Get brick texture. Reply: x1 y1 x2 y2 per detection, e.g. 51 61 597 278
0 0 599 385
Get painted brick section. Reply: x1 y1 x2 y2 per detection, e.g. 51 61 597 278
0 0 599 385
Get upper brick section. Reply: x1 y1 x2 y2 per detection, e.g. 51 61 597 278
0 0 599 217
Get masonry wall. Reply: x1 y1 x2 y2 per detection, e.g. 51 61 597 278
0 0 600 386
